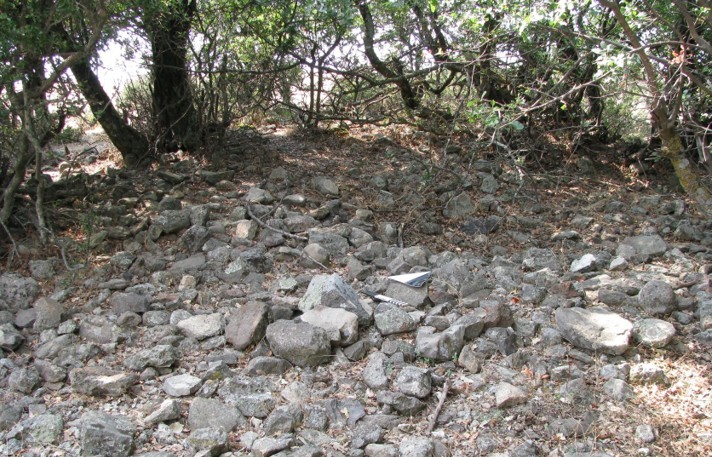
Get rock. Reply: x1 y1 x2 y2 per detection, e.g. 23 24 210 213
457 344 481 373
363 352 390 390
365 443 398 457
619 235 667 258
153 209 191 235
395 366 431 399
143 399 181 425
0 323 24 350
700 299 712 330
636 424 656 443
383 280 430 308
494 382 527 408
31 297 63 331
34 359 67 383
352 422 385 449
188 397 244 431
376 391 427 415
252 434 294 457
70 366 138 397
109 292 149 315
633 318 676 348
20 413 63 445
263 405 303 435
603 378 634 401
176 313 224 340
80 411 135 457
8 366 40 393
179 224 211 252
300 306 359 346
415 325 465 361
570 253 597 273
399 436 434 457
299 274 372 326
163 373 202 396
374 303 417 335
522 247 563 272
555 307 633 355
484 327 517 355
629 363 669 386
225 301 269 350
0 273 40 312
29 258 57 280
79 315 119 344
266 320 332 367
443 192 475 218
307 228 349 256
312 176 339 196
637 280 676 316
246 187 274 204
124 344 178 370
245 356 292 376
187 427 228 456
301 243 331 268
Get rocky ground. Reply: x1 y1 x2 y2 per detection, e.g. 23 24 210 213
0 125 710 457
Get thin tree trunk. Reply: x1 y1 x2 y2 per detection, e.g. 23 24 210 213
70 57 148 167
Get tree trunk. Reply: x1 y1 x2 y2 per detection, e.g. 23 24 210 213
659 125 712 213
70 57 148 168
148 0 201 153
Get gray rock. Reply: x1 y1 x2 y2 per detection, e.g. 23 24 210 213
355 241 388 262
163 373 202 396
29 258 57 280
312 176 339 196
79 315 119 344
484 327 517 355
494 382 527 408
176 313 224 340
555 307 633 355
300 306 359 346
630 363 669 386
363 352 390 390
480 173 499 194
169 253 206 275
570 253 597 273
179 224 211 252
246 187 274 204
234 219 259 240
307 228 349 256
399 436 434 457
374 303 417 335
376 391 427 415
124 344 178 370
522 247 562 272
252 434 294 457
109 292 149 315
31 297 63 331
384 281 429 308
284 214 319 233
263 405 303 435
301 243 331 268
80 411 135 457
245 356 292 376
34 358 67 383
700 299 712 330
188 397 244 431
153 209 191 235
395 366 431 399
0 273 40 312
443 192 475 219
0 323 24 350
187 427 228 456
143 399 181 425
352 422 385 449
70 366 138 397
452 311 486 340
415 325 465 361
266 320 332 367
365 443 398 457
457 344 481 373
619 234 667 258
21 413 63 445
0 403 22 432
558 378 591 404
225 301 269 350
638 280 676 316
636 424 656 443
8 366 40 393
603 378 634 401
299 274 371 326
633 318 676 348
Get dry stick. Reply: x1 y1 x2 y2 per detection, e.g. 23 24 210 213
246 203 308 242
426 379 450 435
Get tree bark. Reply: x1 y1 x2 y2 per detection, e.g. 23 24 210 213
147 0 201 153
70 57 148 168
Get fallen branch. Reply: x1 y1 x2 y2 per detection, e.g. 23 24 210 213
426 379 450 434
246 203 308 242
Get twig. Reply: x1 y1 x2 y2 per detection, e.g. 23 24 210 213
426 379 450 434
246 203 308 241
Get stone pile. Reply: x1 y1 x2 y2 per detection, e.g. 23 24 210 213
0 149 710 457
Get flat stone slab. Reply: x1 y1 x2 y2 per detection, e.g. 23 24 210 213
555 307 633 355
